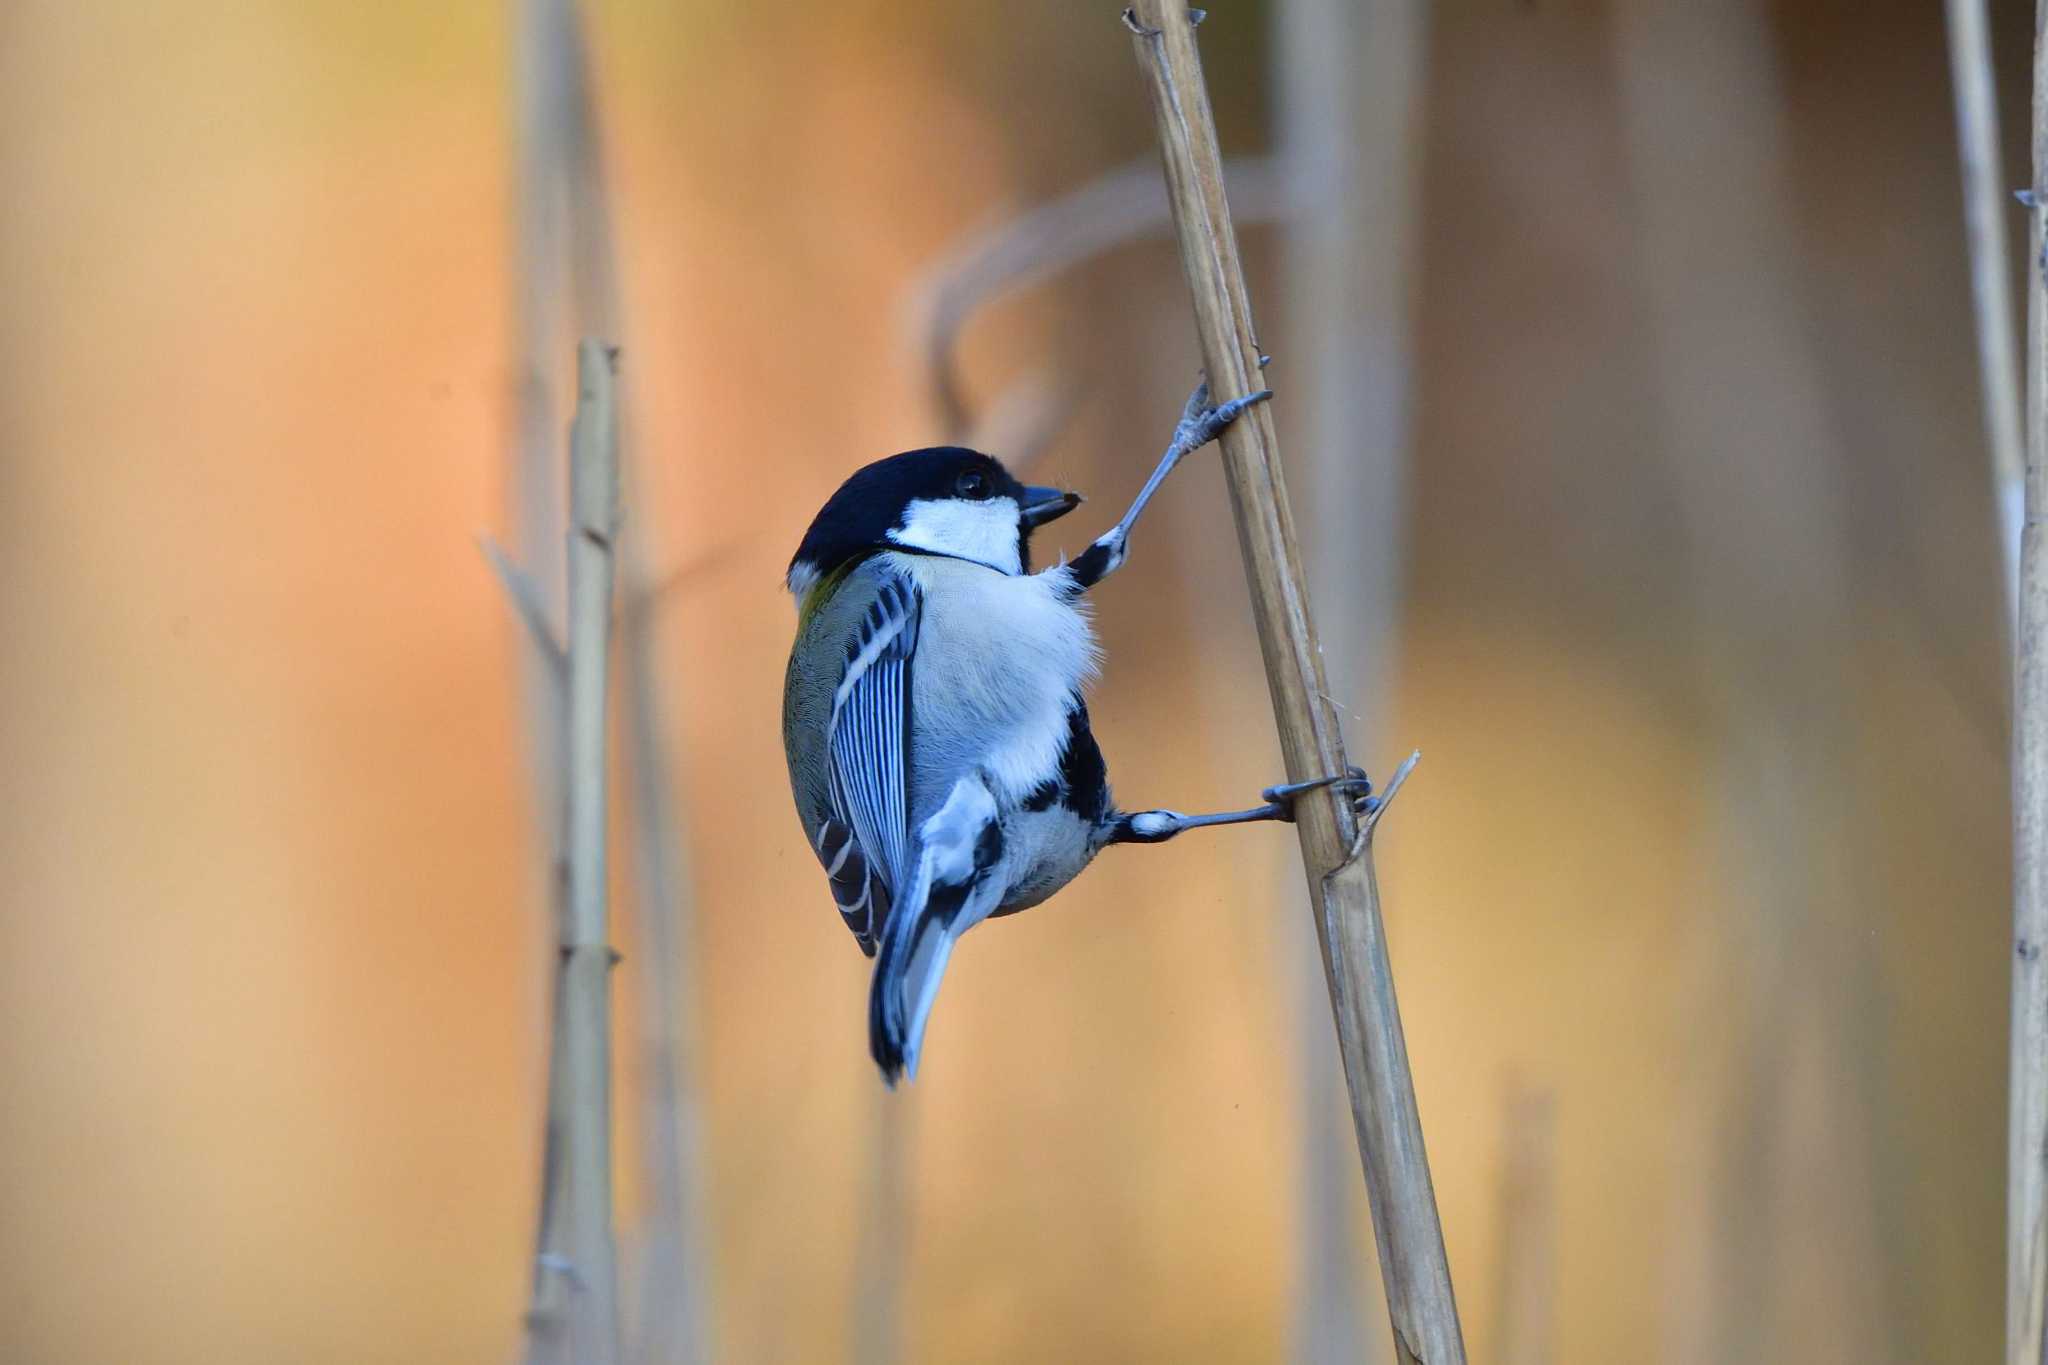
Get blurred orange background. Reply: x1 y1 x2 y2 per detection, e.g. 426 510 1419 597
0 1 2018 1361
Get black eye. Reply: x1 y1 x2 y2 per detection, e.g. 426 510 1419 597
955 470 991 500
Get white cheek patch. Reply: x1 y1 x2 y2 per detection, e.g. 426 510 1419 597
887 497 1023 574
786 561 821 600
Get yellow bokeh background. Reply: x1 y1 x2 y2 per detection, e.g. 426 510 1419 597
0 1 2015 1361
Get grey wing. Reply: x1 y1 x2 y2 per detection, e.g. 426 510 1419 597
820 572 922 954
810 819 889 957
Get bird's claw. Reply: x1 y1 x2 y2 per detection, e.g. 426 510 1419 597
1171 377 1273 455
1261 766 1376 822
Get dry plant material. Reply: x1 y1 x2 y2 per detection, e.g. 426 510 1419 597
1123 5 1464 1362
548 1 714 1353
513 342 625 1365
510 1 712 1358
1943 0 2025 619
2011 10 2048 1357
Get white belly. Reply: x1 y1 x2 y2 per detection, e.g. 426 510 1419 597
882 552 1098 822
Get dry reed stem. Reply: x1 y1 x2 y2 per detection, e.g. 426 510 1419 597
511 0 571 791
1124 6 1463 1361
481 536 568 675
505 1 708 1356
510 0 576 1347
541 0 715 1354
2010 4 2048 1356
560 340 625 1364
1944 0 2026 621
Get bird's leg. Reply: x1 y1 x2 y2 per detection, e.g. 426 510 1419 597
1106 766 1373 845
1067 370 1273 592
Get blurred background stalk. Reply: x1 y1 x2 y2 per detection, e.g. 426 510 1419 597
508 0 578 1349
1273 0 1427 1359
2009 1 2048 1356
551 3 714 1358
1492 1085 1556 1365
511 0 709 1360
1614 2 1901 1359
1942 0 2025 625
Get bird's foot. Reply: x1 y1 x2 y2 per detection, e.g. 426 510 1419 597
1169 373 1273 457
1260 765 1377 822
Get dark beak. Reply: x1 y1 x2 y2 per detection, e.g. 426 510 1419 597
1021 484 1082 528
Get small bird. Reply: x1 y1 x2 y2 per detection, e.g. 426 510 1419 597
782 378 1369 1082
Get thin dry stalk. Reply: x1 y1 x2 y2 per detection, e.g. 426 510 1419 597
543 1 714 1355
508 3 703 1358
1944 0 2025 620
481 536 568 676
520 341 614 1365
2009 6 2048 1356
511 0 571 756
510 0 576 1346
1124 6 1464 1361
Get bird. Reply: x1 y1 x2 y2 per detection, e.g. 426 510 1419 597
782 377 1371 1083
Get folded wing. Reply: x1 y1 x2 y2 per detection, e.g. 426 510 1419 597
819 573 921 955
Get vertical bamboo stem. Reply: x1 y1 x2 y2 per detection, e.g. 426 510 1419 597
2010 6 2048 1359
1124 6 1464 1362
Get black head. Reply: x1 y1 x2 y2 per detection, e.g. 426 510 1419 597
786 446 1080 597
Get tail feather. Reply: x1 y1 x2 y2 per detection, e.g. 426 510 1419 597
867 772 1005 1084
869 885 967 1084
